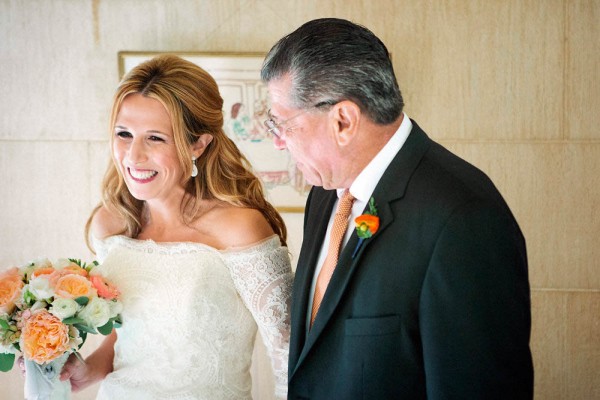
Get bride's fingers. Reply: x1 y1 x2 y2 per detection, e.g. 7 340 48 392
18 356 25 377
59 365 73 381
59 355 79 381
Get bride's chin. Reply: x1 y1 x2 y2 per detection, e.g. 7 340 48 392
123 184 147 201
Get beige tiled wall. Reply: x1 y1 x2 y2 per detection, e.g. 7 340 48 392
0 1 597 399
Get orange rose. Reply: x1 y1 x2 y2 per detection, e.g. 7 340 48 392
0 268 24 314
22 309 71 363
61 265 88 277
355 214 380 237
90 275 120 300
31 267 57 279
54 274 96 299
57 260 89 278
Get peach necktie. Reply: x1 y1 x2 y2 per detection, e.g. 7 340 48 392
310 190 355 327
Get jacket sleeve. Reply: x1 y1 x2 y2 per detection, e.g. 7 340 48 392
419 199 534 399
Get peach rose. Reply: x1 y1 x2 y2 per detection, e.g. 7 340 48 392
55 259 88 278
0 268 24 315
54 274 96 299
90 275 120 300
62 265 88 277
31 267 57 279
21 309 70 363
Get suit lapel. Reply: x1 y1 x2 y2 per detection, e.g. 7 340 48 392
291 121 433 378
289 189 337 373
345 120 432 265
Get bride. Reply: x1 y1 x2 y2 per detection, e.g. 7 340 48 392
59 54 292 399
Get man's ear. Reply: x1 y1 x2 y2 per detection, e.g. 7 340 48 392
191 133 214 158
332 100 361 146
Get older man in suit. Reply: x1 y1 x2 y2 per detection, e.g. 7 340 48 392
261 18 533 399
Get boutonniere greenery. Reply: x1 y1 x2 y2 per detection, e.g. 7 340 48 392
352 197 380 258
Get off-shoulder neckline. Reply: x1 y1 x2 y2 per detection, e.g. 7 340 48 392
92 233 282 254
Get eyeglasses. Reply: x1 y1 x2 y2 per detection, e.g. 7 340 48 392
263 100 338 138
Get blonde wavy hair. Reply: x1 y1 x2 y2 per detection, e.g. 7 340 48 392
86 54 287 249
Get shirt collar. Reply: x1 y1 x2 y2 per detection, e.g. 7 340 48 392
338 113 412 202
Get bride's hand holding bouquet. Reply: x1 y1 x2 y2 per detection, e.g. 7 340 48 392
0 258 122 400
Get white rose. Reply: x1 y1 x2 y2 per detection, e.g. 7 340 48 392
68 325 83 349
0 341 17 354
108 300 123 318
49 298 80 320
29 276 55 300
30 300 48 312
19 258 51 280
53 258 74 270
30 258 52 269
77 296 110 328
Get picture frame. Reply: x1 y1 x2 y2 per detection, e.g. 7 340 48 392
118 51 310 212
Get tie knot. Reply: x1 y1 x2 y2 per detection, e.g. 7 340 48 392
336 190 355 217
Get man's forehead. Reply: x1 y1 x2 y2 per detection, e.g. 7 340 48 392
267 75 293 99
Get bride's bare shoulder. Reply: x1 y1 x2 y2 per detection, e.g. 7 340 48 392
90 206 127 240
204 205 275 248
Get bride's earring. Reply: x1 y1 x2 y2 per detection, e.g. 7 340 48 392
191 156 198 178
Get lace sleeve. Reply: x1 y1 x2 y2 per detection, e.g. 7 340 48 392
223 236 293 399
91 235 110 263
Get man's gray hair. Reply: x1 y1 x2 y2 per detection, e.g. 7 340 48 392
261 18 404 125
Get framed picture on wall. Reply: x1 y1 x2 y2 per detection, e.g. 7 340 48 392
118 51 310 212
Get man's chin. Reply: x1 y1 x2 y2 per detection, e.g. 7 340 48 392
297 164 327 188
300 172 321 188
305 178 321 187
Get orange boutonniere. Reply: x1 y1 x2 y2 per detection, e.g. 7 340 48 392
352 197 379 258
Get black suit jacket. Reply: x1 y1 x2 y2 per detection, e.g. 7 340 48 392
287 121 533 399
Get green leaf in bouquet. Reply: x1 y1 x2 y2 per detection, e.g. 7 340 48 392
74 323 97 334
78 331 88 349
68 258 99 272
0 319 10 330
74 296 89 306
13 342 20 352
62 317 85 325
113 315 123 329
23 288 36 306
85 260 100 273
68 258 83 267
98 320 113 335
0 353 15 372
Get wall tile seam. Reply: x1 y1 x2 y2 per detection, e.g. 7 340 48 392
0 139 108 143
561 0 569 142
531 288 600 293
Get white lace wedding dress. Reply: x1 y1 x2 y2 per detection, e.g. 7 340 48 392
91 234 292 400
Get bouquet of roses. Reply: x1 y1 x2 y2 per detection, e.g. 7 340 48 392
0 258 122 399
